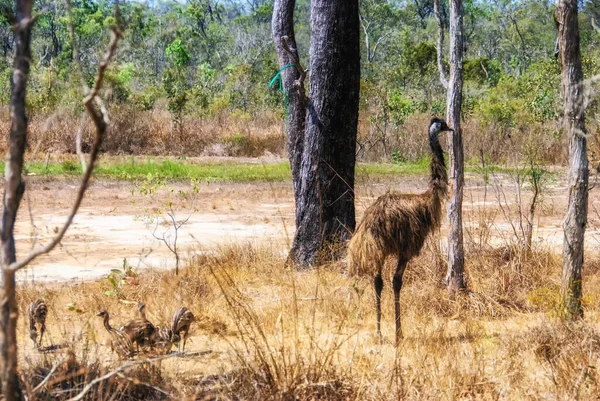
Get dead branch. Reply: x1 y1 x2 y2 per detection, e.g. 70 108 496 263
281 35 307 90
9 22 123 273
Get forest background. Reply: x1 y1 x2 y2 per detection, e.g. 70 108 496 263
2 0 598 165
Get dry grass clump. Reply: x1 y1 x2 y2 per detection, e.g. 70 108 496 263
529 322 600 400
21 350 169 400
13 241 600 400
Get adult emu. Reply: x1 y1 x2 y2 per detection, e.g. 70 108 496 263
347 118 452 344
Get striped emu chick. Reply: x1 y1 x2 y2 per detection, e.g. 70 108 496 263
96 310 134 359
171 307 195 352
120 302 156 352
152 325 176 355
347 118 452 344
29 299 48 349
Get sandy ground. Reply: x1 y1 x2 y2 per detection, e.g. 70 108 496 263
14 168 600 283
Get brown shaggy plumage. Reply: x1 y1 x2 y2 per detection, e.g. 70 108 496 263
120 303 156 352
347 117 451 344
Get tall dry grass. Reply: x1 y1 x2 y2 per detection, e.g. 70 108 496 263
14 236 600 400
0 105 583 164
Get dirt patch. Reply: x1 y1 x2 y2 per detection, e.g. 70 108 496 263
16 170 600 282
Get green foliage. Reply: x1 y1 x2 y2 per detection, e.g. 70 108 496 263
464 57 502 86
166 38 190 68
387 90 414 125
0 0 597 162
104 259 137 298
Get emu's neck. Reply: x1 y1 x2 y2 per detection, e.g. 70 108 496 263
428 134 448 221
103 314 113 332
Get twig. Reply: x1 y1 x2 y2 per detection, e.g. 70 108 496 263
32 357 66 393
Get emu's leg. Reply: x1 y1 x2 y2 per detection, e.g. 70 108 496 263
39 323 45 348
374 273 384 340
182 328 189 352
393 258 408 345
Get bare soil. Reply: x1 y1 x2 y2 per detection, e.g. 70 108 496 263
15 167 600 282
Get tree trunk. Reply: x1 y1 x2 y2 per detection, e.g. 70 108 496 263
272 0 306 232
0 1 33 400
433 0 448 89
556 0 587 321
445 0 466 290
283 0 360 268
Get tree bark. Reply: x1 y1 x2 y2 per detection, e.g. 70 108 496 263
556 0 587 321
272 0 306 232
0 1 33 399
280 0 360 268
433 0 448 89
445 0 466 290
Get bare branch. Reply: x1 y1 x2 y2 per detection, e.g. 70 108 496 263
32 357 66 393
281 35 307 90
9 25 123 272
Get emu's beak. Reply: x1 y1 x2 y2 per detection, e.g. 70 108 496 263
96 312 103 317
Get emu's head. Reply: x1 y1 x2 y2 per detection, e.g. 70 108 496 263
96 310 108 318
429 117 453 137
137 302 146 312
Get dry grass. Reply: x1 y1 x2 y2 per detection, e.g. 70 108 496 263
0 106 576 164
13 238 600 400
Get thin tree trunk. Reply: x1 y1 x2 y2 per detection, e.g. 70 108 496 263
445 0 466 290
556 0 587 321
288 0 360 267
0 1 33 399
272 0 306 233
434 0 448 89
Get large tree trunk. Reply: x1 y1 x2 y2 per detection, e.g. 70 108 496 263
556 0 588 321
445 0 466 290
272 0 306 232
0 1 33 399
273 0 360 268
290 0 359 267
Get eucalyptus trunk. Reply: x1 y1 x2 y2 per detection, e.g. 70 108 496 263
271 0 306 231
445 0 466 290
272 0 360 268
556 0 588 321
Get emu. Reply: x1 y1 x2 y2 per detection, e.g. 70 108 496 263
120 302 156 352
29 299 48 349
172 307 195 352
96 310 134 359
152 325 175 355
347 118 452 344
